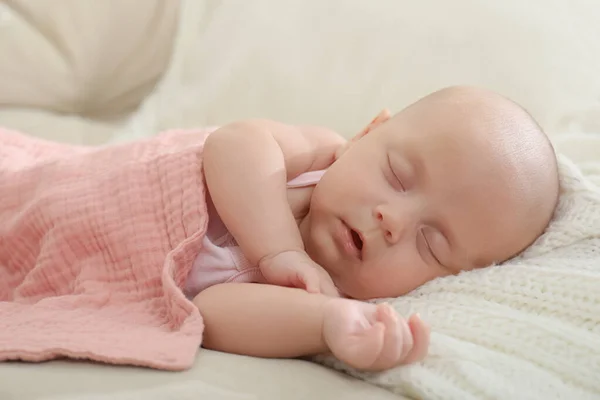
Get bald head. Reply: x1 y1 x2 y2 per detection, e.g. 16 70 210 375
387 85 560 263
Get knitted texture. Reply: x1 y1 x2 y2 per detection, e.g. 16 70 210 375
0 128 209 370
316 155 600 400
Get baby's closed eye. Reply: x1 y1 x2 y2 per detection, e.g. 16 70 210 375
385 153 405 192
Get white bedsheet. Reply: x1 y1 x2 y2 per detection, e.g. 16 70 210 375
0 350 399 400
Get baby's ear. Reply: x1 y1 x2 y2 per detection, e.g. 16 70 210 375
336 109 391 159
355 108 391 140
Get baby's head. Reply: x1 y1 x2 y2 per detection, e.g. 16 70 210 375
299 86 559 300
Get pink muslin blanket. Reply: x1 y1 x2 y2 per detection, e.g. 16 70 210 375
0 128 210 370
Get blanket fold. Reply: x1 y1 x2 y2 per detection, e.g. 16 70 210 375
0 128 209 370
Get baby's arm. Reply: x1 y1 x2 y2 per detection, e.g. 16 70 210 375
194 283 328 358
203 120 345 268
194 283 430 371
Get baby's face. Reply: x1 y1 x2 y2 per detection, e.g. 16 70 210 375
299 87 558 300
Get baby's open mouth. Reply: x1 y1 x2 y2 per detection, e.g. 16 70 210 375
350 229 363 252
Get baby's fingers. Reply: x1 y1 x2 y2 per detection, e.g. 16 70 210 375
296 269 321 293
401 314 430 365
318 276 340 297
296 266 339 297
371 303 406 370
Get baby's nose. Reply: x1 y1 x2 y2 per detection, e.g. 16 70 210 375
374 204 414 245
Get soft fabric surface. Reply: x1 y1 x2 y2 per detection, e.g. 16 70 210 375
316 150 600 399
36 381 257 400
0 350 403 400
0 128 209 370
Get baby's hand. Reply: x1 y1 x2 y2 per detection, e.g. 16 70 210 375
258 250 340 297
322 299 429 371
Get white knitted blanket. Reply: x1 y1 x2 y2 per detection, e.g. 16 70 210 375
316 152 600 400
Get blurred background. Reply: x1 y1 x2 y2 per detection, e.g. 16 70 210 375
0 0 599 151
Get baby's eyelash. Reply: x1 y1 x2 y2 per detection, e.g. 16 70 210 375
421 231 441 265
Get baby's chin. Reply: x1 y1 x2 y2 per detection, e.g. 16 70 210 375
330 279 378 300
334 275 420 300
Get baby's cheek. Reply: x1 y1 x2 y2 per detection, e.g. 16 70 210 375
341 264 401 299
332 267 374 300
370 261 431 298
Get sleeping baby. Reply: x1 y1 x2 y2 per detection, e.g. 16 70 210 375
0 85 559 372
191 86 559 370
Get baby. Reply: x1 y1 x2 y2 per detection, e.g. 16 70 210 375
0 85 559 373
191 86 560 371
